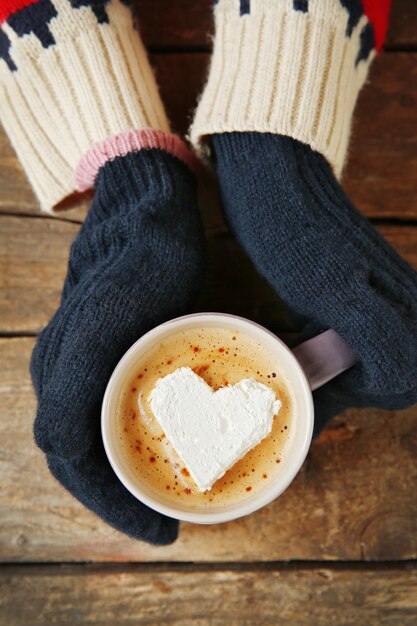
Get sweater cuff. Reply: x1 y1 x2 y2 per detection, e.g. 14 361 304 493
0 0 170 213
191 0 378 179
74 129 198 192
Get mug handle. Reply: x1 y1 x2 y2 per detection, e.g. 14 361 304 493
292 329 357 391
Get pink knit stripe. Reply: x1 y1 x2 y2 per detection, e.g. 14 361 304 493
74 129 198 192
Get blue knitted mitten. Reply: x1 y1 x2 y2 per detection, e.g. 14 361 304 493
212 133 417 434
190 0 416 433
31 150 205 544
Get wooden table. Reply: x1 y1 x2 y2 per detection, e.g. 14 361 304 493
1 2 417 624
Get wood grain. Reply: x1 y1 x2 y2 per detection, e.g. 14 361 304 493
0 129 89 222
138 0 212 50
1 337 416 563
1 565 417 626
1 53 417 221
344 53 417 220
0 217 78 334
1 4 416 623
377 0 417 49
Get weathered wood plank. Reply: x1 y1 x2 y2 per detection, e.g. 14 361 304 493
0 565 416 626
375 0 417 49
1 53 417 221
0 126 90 222
1 337 416 562
0 217 78 334
136 0 417 50
344 53 417 220
138 0 212 50
0 216 416 334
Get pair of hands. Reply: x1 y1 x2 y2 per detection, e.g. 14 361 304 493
31 135 417 546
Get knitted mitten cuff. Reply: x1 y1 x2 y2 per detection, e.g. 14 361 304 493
0 0 171 213
191 0 390 178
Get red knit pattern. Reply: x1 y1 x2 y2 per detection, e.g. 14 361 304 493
362 0 392 51
0 0 40 25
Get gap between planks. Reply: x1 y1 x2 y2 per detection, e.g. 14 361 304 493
146 46 417 54
1 560 416 576
2 213 417 231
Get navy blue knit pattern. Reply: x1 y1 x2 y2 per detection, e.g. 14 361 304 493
0 29 16 71
68 1 134 24
240 0 250 16
0 0 136 72
340 0 363 35
212 133 417 435
8 0 57 48
31 149 205 544
356 21 375 65
293 0 309 13
69 0 111 24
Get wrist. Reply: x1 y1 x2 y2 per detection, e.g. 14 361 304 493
0 0 170 212
191 0 381 179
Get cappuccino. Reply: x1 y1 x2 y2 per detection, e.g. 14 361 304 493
116 326 293 510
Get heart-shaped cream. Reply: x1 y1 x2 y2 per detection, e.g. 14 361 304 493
148 367 281 491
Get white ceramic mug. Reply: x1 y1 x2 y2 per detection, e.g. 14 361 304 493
101 313 356 524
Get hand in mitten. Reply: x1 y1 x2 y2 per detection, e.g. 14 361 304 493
0 0 204 542
191 0 417 434
31 149 204 544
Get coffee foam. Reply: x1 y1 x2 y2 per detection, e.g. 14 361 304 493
149 367 281 491
116 326 293 510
